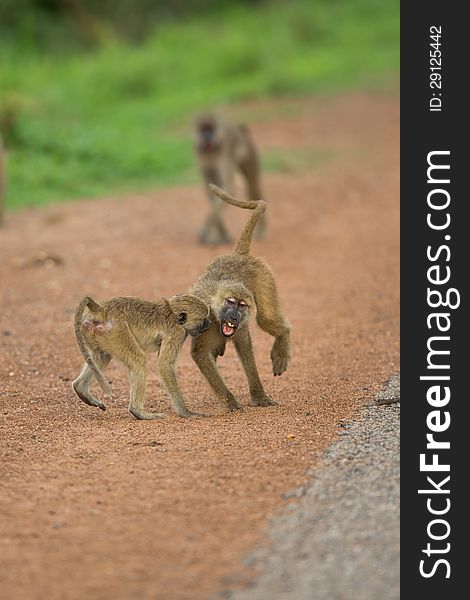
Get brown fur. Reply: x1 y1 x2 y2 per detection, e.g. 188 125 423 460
194 113 267 244
189 184 290 411
72 294 210 420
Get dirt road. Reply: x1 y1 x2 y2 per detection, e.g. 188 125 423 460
0 91 399 599
224 377 400 600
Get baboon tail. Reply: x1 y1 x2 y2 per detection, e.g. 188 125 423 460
74 296 112 396
208 183 266 256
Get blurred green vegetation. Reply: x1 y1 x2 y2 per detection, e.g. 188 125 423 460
0 0 399 211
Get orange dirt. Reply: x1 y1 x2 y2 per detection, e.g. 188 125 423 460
0 90 399 599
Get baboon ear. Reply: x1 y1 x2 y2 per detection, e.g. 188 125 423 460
177 312 187 325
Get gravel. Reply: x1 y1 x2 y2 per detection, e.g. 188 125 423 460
221 375 400 600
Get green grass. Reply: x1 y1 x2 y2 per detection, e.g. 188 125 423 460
1 0 399 211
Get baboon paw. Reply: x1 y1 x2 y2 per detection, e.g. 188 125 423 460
130 410 167 420
87 399 106 411
271 354 289 377
73 382 106 411
250 396 278 407
227 402 243 412
84 398 106 411
272 364 287 377
84 397 107 411
179 411 208 418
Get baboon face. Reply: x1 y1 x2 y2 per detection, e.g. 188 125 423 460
196 114 220 153
169 295 211 337
214 284 253 338
219 297 249 337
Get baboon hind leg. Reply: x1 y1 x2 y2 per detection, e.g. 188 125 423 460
72 351 111 411
257 312 291 377
234 328 277 407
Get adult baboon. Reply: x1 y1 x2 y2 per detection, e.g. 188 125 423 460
194 113 267 244
189 184 290 411
72 294 210 420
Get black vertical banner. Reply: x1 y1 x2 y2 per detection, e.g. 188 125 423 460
401 2 468 598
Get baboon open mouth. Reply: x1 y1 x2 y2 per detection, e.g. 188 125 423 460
221 320 238 337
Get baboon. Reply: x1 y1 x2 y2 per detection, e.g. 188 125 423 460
0 134 4 226
72 294 211 420
194 113 267 244
189 184 290 411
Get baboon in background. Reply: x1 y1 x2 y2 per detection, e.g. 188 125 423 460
72 294 211 420
188 184 290 411
194 113 267 244
0 134 4 226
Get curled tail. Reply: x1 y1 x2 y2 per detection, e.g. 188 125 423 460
74 296 112 396
208 183 266 256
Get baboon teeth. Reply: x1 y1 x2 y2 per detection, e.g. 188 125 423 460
222 321 237 337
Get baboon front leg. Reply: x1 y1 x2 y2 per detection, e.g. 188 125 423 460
240 156 267 240
234 328 277 407
270 331 290 376
252 205 267 240
206 194 231 244
112 323 166 420
128 359 165 420
158 337 206 418
254 281 291 376
72 352 111 411
191 337 241 411
257 314 291 376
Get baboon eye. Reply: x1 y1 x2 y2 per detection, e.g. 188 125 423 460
225 298 236 306
178 312 187 325
239 302 248 310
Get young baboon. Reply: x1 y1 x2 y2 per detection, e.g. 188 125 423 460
194 113 267 244
72 294 211 420
189 184 290 411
